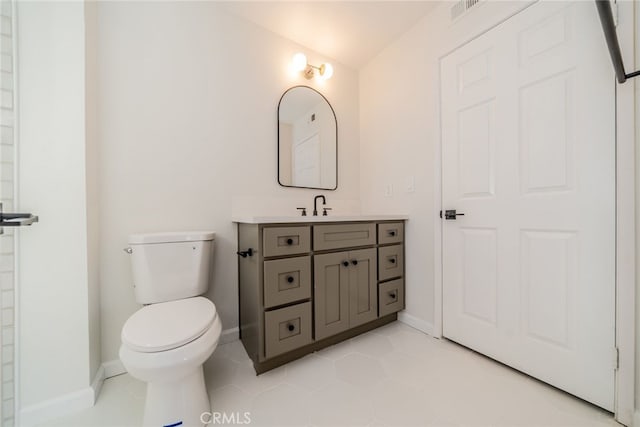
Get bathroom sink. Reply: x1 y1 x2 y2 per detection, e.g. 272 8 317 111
232 214 408 224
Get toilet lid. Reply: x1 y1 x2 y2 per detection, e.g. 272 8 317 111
122 297 217 353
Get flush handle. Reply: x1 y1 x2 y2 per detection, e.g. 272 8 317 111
236 248 254 258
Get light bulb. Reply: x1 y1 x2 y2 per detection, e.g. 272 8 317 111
292 53 308 72
319 63 334 80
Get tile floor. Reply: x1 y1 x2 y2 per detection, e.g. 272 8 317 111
43 322 619 427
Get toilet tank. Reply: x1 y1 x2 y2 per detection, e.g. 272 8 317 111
127 231 215 304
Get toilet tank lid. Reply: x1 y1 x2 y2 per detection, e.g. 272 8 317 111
128 231 215 245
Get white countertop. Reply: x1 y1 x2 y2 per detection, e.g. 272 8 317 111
232 214 409 224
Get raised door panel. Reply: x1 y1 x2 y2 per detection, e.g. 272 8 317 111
348 248 378 327
314 251 350 340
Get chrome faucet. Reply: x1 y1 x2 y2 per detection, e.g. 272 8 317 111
313 195 326 216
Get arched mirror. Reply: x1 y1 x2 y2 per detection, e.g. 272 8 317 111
278 86 337 190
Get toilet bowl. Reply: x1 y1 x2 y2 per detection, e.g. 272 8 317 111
120 296 222 427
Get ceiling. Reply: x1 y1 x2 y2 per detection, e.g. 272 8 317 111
220 1 442 69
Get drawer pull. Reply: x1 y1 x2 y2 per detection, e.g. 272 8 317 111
287 324 295 332
342 261 350 267
389 292 396 299
286 276 294 283
351 259 358 266
389 258 396 264
389 230 396 236
286 238 294 245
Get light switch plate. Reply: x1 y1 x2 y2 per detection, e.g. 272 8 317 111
406 176 415 193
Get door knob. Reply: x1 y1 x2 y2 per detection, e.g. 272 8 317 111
444 209 465 220
351 260 358 266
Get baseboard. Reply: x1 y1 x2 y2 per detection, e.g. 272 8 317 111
19 387 94 427
220 326 239 345
90 365 105 402
103 358 126 379
398 312 435 336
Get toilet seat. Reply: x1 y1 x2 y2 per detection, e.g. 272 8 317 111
122 296 217 352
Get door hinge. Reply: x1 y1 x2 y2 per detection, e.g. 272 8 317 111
612 347 619 370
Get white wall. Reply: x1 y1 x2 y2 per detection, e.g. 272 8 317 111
97 2 360 364
359 1 533 334
17 1 98 422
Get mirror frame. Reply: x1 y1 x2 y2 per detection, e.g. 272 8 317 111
277 85 338 190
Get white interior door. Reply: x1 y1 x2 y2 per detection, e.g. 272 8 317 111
441 1 615 410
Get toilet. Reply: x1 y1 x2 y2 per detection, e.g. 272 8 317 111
120 231 222 427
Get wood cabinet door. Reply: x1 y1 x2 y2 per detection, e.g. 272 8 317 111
348 248 378 328
314 251 350 340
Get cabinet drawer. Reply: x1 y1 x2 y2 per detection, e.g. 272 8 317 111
379 279 404 317
264 302 312 359
378 244 403 281
313 223 376 251
263 226 311 257
378 222 404 245
263 256 311 308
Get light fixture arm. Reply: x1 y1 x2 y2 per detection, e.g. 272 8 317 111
292 52 334 80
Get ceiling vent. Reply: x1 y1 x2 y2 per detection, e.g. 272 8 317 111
451 0 482 21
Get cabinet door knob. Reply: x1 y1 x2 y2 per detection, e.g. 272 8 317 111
351 259 358 266
389 258 396 264
389 230 396 236
389 292 397 299
286 276 294 283
287 324 295 332
286 238 294 245
342 261 350 267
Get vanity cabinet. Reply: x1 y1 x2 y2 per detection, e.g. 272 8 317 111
314 247 377 340
236 218 406 373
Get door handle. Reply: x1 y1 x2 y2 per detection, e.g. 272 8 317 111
0 214 39 226
444 209 465 220
0 203 38 234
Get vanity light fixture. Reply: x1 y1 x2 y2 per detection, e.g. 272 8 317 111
291 52 334 80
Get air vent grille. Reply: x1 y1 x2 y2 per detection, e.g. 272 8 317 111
451 0 482 21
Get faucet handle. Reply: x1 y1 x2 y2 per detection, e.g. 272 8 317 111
322 208 332 216
296 207 307 216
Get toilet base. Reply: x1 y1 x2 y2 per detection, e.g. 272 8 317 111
143 366 210 427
